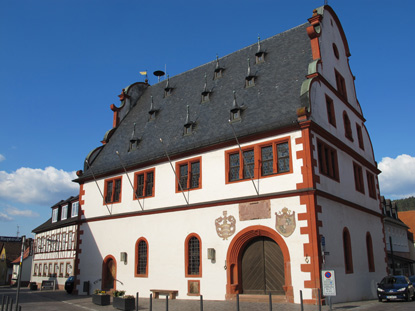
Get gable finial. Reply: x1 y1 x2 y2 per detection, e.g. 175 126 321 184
216 54 220 69
185 105 190 124
232 90 239 110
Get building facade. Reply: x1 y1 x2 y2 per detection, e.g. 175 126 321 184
74 5 386 304
31 196 79 290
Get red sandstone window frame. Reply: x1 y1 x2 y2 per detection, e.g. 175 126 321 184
103 176 122 205
175 157 202 193
134 237 149 278
356 123 364 150
366 232 375 272
343 227 353 274
185 233 202 278
133 168 155 199
316 139 339 181
353 162 365 194
225 137 292 184
326 95 336 127
366 171 377 199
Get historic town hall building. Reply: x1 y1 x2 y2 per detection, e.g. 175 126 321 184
74 5 386 304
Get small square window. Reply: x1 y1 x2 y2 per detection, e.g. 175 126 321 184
245 77 255 88
164 88 173 97
256 52 265 64
230 109 241 122
201 93 210 103
214 69 223 79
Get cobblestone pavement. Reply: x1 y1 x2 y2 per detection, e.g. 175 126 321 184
1 287 414 311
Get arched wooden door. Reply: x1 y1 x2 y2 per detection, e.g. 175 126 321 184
102 256 116 291
241 236 285 294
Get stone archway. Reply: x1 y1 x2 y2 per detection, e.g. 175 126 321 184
226 225 293 302
102 255 117 291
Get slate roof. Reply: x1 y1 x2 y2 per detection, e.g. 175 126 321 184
77 22 313 181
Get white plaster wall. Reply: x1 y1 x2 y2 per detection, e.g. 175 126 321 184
77 196 311 301
385 223 409 253
81 130 304 219
317 196 386 303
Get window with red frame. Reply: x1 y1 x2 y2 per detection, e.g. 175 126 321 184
353 162 365 194
343 112 353 141
317 139 339 181
134 169 154 198
326 95 336 127
356 124 364 150
227 139 290 182
177 158 201 191
135 238 148 277
343 228 353 274
104 177 122 204
367 171 377 199
335 70 347 101
185 234 201 277
366 232 375 272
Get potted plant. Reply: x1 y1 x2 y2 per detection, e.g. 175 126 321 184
113 290 135 311
92 289 111 306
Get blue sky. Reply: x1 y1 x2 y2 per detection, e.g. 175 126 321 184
1 0 414 238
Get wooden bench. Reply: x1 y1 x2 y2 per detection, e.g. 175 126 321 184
150 289 178 299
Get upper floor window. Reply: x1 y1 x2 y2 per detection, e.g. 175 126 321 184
52 208 59 223
343 227 353 274
317 139 339 181
104 177 122 204
366 171 377 199
226 138 291 183
356 124 364 150
135 238 148 277
61 205 68 220
71 201 79 217
176 158 201 192
326 95 336 127
366 232 375 272
353 162 365 194
134 169 155 199
185 234 201 277
335 70 347 101
343 111 353 141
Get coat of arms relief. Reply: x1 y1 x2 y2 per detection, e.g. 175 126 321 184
275 207 296 237
215 211 236 240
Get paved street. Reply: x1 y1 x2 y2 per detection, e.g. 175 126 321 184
1 287 415 311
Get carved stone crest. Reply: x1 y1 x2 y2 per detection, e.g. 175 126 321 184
275 207 296 237
215 211 236 240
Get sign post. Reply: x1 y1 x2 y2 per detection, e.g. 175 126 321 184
15 235 26 311
321 270 336 310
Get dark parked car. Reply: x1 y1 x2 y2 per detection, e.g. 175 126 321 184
65 276 74 294
377 275 415 302
410 275 415 284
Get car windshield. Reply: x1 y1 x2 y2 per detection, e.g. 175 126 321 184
381 276 407 285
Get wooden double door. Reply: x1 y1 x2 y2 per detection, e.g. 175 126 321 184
241 236 285 295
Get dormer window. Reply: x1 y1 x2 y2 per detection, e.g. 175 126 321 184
183 105 195 136
245 76 255 88
71 201 79 217
255 36 265 64
128 123 140 152
61 205 68 220
164 75 173 97
201 92 210 103
214 55 224 79
230 91 242 122
245 58 256 88
52 208 58 223
148 96 159 121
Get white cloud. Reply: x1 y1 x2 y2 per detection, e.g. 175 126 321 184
0 166 78 206
0 154 5 162
4 206 39 218
0 211 13 222
378 154 415 199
